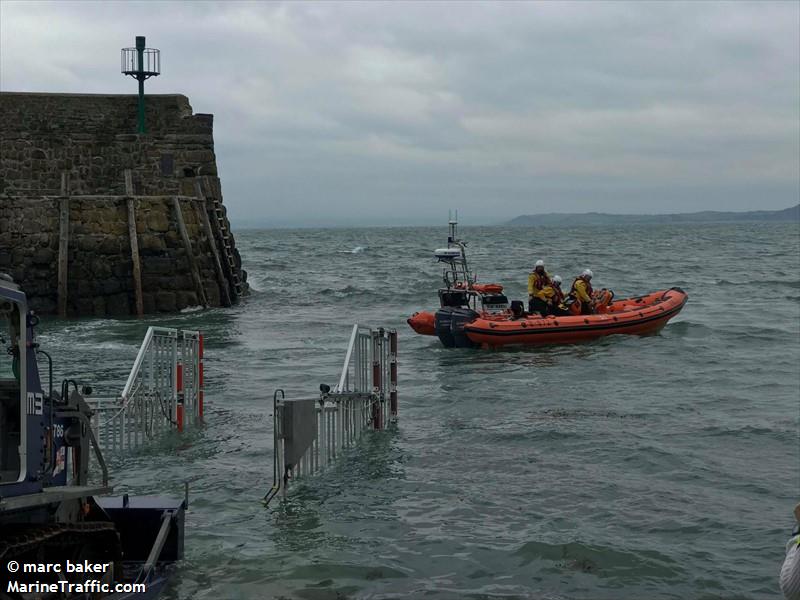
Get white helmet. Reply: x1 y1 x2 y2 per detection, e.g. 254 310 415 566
535 259 545 268
581 269 593 279
553 275 562 285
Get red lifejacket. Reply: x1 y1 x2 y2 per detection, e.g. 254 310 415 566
530 271 550 291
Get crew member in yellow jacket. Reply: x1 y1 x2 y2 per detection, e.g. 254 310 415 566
542 275 567 316
527 259 551 315
569 269 594 315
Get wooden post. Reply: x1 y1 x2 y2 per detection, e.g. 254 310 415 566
57 172 70 318
171 196 209 307
194 178 232 307
124 170 144 316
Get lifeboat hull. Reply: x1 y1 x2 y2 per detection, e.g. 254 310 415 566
464 288 688 347
407 311 436 336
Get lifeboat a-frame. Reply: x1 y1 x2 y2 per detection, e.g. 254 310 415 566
407 219 513 348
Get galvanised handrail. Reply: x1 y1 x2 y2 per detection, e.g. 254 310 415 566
91 326 203 456
336 324 374 394
121 326 176 400
265 324 397 505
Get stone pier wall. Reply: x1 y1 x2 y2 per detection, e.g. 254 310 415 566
0 92 246 316
0 196 222 316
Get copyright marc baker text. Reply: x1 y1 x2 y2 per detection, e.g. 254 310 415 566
5 560 146 595
8 559 109 574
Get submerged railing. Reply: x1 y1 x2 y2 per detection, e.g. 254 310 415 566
264 325 397 504
89 327 204 455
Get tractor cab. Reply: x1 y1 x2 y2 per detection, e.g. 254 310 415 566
0 275 36 494
0 282 23 486
0 276 186 596
0 274 108 511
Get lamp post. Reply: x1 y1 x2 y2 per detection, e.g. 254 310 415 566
121 36 160 134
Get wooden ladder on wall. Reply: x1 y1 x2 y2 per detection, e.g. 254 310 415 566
210 198 244 299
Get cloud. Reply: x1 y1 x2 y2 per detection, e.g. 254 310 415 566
1 0 797 226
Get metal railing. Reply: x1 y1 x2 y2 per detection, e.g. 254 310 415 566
264 325 397 504
89 327 204 455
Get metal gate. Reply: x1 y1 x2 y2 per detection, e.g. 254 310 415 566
90 327 204 455
264 325 397 504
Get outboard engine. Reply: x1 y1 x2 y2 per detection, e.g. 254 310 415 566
435 289 478 348
435 307 479 348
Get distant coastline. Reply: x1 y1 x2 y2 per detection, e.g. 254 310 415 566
507 204 799 226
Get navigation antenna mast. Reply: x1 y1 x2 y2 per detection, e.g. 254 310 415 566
448 209 459 245
121 36 161 134
439 210 472 288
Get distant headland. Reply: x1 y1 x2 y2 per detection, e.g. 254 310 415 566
506 204 799 226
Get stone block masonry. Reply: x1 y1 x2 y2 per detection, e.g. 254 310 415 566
0 92 247 316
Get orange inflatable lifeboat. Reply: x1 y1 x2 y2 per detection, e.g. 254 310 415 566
464 288 688 348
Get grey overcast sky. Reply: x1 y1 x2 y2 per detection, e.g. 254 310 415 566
1 1 798 227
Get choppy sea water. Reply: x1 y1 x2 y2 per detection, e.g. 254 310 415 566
36 223 799 599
